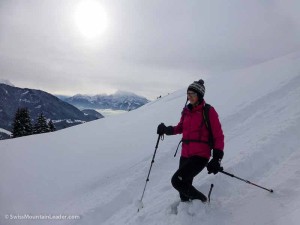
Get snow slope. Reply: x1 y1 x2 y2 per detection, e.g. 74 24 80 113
1 51 300 225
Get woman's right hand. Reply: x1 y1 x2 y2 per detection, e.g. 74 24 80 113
157 123 167 135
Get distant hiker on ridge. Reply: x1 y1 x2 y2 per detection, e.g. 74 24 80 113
157 79 224 202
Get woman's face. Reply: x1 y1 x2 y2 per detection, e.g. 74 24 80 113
187 91 199 105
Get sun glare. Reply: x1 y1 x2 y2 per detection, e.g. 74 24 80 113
74 0 108 39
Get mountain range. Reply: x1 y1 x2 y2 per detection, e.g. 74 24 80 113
0 83 102 139
0 82 149 140
61 91 150 111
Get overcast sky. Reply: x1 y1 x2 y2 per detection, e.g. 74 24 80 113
0 0 299 99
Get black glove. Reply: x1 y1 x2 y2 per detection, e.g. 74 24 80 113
207 149 224 174
157 123 174 135
157 123 166 135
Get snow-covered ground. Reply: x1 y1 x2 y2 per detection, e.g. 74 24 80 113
0 128 11 136
95 109 127 117
1 51 300 225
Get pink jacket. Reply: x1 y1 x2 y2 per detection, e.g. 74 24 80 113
173 100 224 159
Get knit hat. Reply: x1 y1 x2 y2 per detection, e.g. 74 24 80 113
187 79 205 98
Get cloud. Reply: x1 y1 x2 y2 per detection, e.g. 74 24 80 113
0 0 300 99
110 0 300 69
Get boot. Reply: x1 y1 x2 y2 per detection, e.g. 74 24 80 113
180 193 190 202
184 186 207 202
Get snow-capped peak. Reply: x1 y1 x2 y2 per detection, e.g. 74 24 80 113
114 90 139 97
0 79 15 87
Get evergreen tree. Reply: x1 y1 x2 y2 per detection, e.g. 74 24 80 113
12 108 22 138
48 120 56 132
12 108 33 138
22 108 33 135
34 113 50 134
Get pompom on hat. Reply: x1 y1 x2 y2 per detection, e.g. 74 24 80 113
187 79 205 98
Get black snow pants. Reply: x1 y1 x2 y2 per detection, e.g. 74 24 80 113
171 156 209 202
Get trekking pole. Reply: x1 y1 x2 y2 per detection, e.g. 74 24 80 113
137 134 163 212
208 184 214 203
219 167 274 193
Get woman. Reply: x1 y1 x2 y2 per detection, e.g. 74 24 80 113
157 79 224 202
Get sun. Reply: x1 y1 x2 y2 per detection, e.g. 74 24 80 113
74 0 108 39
